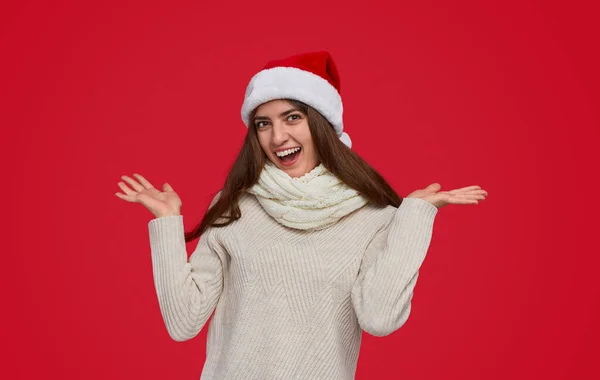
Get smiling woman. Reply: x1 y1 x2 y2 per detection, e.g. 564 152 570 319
253 99 319 178
115 51 487 380
192 90 406 241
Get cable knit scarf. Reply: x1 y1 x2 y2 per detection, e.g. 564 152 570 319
246 161 369 231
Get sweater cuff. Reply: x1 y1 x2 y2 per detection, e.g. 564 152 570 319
399 197 439 220
148 215 187 263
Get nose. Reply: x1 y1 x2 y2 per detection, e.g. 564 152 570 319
271 121 289 146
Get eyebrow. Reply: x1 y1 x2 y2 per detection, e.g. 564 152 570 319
254 108 299 121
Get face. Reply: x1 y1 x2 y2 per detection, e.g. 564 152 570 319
253 99 320 178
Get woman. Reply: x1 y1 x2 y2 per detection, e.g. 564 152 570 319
116 51 487 379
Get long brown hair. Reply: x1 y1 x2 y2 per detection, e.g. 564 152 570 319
184 99 403 243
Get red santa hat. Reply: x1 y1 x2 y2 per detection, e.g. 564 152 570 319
240 51 352 148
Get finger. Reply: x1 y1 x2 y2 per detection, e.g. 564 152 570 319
473 190 487 198
133 173 155 189
461 194 486 200
465 189 487 194
456 199 478 204
424 183 441 191
121 175 144 192
115 192 135 202
447 192 486 200
460 189 487 195
447 187 484 195
447 185 481 193
448 189 487 197
163 183 174 192
444 194 479 204
117 181 136 196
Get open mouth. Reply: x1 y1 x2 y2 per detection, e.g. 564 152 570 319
276 147 302 165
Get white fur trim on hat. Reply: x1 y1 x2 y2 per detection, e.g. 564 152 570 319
241 66 351 148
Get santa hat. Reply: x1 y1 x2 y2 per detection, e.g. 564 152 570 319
240 51 352 148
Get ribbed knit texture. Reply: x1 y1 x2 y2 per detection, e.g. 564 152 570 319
148 193 438 379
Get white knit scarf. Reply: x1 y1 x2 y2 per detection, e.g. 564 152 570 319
246 161 369 231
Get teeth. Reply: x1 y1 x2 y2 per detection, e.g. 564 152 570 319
276 147 301 157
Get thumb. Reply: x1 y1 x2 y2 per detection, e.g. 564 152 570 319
424 183 441 192
163 183 174 192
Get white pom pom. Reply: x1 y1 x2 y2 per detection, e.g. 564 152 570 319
339 132 352 148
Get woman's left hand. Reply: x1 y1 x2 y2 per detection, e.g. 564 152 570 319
406 183 488 209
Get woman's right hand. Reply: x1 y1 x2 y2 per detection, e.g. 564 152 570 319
115 173 182 218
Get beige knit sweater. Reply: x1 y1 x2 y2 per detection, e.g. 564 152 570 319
148 192 438 379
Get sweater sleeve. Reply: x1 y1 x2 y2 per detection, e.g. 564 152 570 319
148 199 224 342
351 197 438 337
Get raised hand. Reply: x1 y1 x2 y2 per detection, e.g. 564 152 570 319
406 183 488 209
115 173 182 218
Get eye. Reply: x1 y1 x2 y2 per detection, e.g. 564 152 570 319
255 121 268 128
288 114 301 121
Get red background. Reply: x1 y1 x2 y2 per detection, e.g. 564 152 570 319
2 0 599 379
